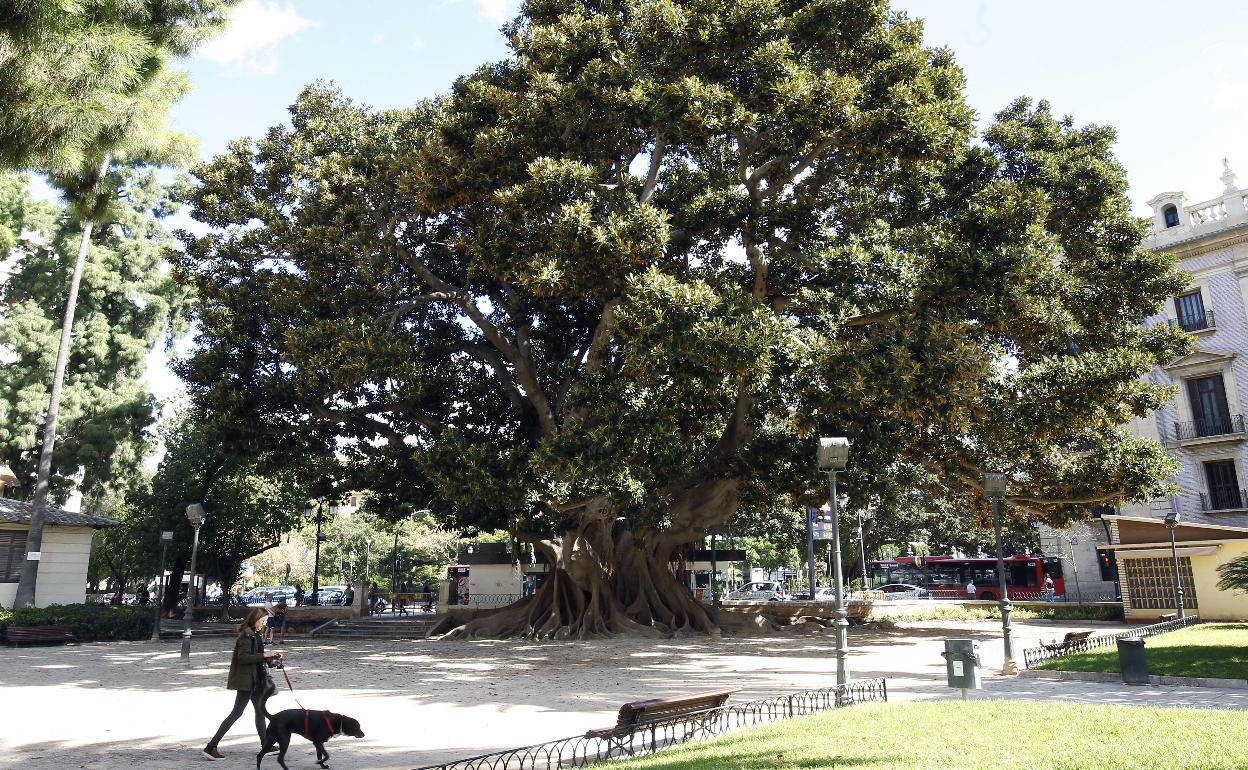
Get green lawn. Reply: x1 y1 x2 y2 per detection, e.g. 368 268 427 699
609 701 1248 770
1036 622 1248 679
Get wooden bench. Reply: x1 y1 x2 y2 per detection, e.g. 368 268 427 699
4 625 75 645
586 688 740 745
1158 613 1178 622
1040 630 1094 654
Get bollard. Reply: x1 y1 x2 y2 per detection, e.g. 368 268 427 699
1117 637 1148 684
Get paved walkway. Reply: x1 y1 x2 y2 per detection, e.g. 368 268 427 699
0 618 1243 770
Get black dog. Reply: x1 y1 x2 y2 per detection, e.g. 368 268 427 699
257 707 364 770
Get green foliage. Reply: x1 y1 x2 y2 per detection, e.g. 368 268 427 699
609 701 1248 770
1037 622 1248 679
173 1 1188 562
0 170 189 501
0 603 154 642
0 0 238 174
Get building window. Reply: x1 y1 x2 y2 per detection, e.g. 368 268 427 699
1122 557 1197 610
0 530 24 582
1203 460 1243 510
1186 374 1234 437
1175 290 1210 332
1163 204 1180 228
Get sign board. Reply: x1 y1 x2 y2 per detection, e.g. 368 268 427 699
807 508 836 540
160 531 174 542
26 551 40 561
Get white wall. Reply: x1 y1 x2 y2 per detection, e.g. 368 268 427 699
0 524 95 608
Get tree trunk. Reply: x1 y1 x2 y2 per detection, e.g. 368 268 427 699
162 556 186 617
441 480 739 640
13 157 109 608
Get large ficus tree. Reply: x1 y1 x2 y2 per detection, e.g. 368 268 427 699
175 0 1188 639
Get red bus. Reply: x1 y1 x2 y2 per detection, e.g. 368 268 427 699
868 555 1065 601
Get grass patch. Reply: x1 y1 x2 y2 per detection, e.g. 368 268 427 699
878 603 1121 624
1036 622 1248 679
610 700 1248 770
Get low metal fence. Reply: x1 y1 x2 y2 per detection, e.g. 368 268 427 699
1022 615 1200 669
454 593 522 607
411 679 888 770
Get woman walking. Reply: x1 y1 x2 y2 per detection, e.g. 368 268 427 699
202 607 282 760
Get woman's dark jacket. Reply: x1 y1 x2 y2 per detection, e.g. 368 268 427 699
226 626 267 691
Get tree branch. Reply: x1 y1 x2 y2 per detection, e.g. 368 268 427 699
639 134 665 205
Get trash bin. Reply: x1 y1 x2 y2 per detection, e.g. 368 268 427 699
942 638 981 698
1117 636 1148 684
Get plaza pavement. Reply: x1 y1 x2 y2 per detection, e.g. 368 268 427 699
0 619 1243 770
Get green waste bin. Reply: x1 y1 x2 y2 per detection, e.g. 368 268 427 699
1117 636 1147 684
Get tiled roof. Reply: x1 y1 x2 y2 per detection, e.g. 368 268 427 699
0 497 119 529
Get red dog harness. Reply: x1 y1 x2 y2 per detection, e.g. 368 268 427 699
281 665 336 736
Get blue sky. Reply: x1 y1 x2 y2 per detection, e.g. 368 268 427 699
137 0 1248 402
172 0 1248 210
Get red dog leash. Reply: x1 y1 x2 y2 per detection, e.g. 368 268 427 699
279 665 335 737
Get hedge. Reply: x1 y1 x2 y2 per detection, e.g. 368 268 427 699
0 603 155 642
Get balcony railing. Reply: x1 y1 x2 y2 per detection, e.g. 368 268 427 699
1173 414 1247 442
1201 488 1247 511
1167 308 1216 332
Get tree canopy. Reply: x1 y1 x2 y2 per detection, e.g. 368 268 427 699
0 170 188 500
174 0 1189 638
0 0 237 174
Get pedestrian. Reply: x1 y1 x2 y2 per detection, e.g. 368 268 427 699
1044 574 1055 602
966 580 977 600
367 585 378 615
293 583 304 607
202 606 282 760
270 599 288 644
422 579 432 611
342 585 354 608
263 594 276 643
136 583 150 607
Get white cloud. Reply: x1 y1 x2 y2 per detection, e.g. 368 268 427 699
475 0 518 24
198 0 317 75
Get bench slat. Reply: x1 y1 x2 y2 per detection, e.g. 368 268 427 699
5 625 75 644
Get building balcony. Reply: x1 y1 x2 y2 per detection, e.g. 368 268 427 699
1200 488 1248 512
1172 414 1248 443
1166 309 1216 333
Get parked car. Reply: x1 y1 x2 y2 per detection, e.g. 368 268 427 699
315 585 349 605
876 583 929 600
243 585 297 605
727 581 789 601
792 587 836 601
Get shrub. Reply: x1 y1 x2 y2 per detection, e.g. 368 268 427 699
0 603 154 642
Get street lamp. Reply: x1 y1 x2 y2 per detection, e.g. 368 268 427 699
180 503 206 663
304 499 334 605
817 437 851 690
391 510 430 608
856 512 869 589
156 530 173 636
1164 507 1186 620
982 472 1017 675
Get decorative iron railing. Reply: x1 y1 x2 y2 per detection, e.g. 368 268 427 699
1200 488 1247 511
447 593 523 608
410 679 888 770
1172 414 1246 442
1167 308 1216 332
1022 615 1199 669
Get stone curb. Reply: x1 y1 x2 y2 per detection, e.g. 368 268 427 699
1019 668 1248 689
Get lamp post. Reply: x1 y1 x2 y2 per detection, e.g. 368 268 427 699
156 530 173 636
856 512 869 589
304 500 333 605
1164 508 1186 620
180 504 206 663
982 472 1017 675
1067 535 1082 604
817 437 851 690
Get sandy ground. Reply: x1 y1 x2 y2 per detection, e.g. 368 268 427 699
2 618 1244 770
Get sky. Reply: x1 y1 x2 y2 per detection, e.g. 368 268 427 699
132 0 1248 402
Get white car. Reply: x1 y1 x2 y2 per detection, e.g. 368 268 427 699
727 581 790 601
876 583 930 600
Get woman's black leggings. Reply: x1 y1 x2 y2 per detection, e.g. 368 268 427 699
206 684 268 748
